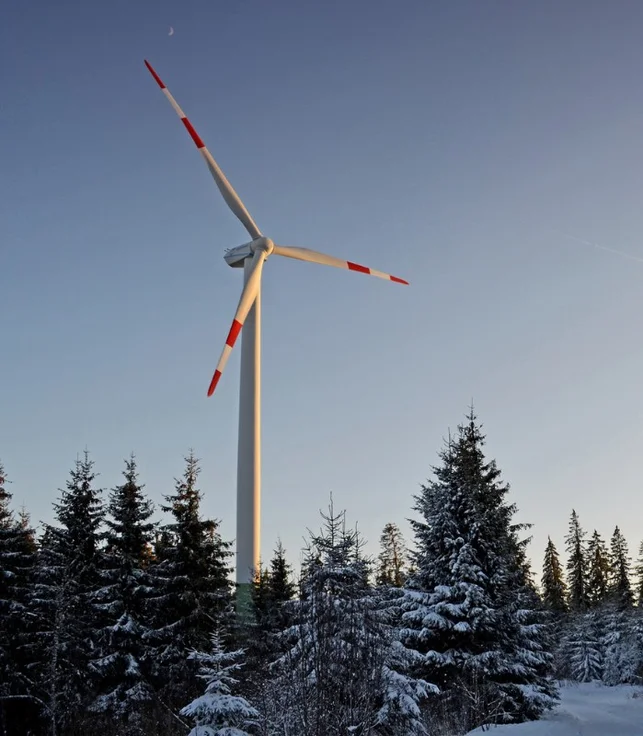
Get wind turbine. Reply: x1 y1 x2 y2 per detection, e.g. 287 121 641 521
144 60 408 606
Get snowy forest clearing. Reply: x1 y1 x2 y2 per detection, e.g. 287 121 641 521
467 682 643 735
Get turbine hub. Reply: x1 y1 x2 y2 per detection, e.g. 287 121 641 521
251 236 274 256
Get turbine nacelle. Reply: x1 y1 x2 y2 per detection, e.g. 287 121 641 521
224 242 253 268
224 237 274 267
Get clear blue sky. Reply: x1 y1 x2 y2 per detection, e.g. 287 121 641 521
3 0 643 576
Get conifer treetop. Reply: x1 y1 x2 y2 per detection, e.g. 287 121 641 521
105 453 155 566
609 525 634 609
0 461 15 530
268 538 296 603
541 536 568 613
634 539 643 608
586 530 610 608
180 628 259 736
376 521 408 588
565 509 589 612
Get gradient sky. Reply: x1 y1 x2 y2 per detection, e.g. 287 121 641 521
3 0 643 578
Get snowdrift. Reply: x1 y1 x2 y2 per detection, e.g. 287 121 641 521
467 681 643 735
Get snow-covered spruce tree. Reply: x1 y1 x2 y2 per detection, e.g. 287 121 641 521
541 537 567 613
29 451 105 735
633 607 643 678
249 541 296 657
565 510 588 612
251 540 296 634
586 530 610 609
600 606 643 685
267 540 296 614
400 411 556 732
540 537 568 682
244 562 272 705
180 628 259 736
90 454 157 733
145 452 233 712
631 606 643 679
558 610 602 682
250 564 271 631
270 501 430 736
376 522 408 588
636 540 643 608
0 464 38 736
608 526 634 609
245 542 297 728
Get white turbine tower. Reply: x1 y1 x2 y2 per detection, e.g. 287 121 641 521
145 60 408 607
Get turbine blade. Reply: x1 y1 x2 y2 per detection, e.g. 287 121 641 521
144 60 262 241
271 245 409 285
207 251 267 396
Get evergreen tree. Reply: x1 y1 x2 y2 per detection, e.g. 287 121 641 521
0 462 18 721
400 412 556 731
609 526 634 609
0 464 38 736
268 539 296 610
250 562 271 629
559 612 603 682
635 540 643 608
376 522 408 588
29 451 105 734
565 510 588 612
586 530 610 608
249 541 296 646
246 560 273 693
601 607 642 685
90 454 157 733
246 542 296 720
272 501 429 735
0 461 13 523
145 452 233 711
180 629 259 736
541 537 567 613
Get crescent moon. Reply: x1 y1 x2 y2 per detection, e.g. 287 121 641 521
168 26 174 36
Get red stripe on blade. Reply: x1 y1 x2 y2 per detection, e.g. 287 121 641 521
144 60 166 89
347 261 370 275
207 370 222 397
226 319 243 347
390 275 409 285
181 118 205 149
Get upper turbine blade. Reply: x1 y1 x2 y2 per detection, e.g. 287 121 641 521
207 250 267 397
271 245 409 285
144 60 262 241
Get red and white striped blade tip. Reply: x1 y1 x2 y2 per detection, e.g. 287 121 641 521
207 370 222 397
206 318 244 397
348 264 409 285
341 257 409 285
144 60 165 88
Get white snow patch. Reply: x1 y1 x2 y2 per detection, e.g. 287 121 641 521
467 682 643 735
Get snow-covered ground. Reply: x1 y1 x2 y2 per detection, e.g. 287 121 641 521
467 682 643 735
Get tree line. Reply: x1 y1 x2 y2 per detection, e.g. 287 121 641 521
540 509 643 685
0 409 641 735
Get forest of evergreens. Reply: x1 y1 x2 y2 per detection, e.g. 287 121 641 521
1 410 642 735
